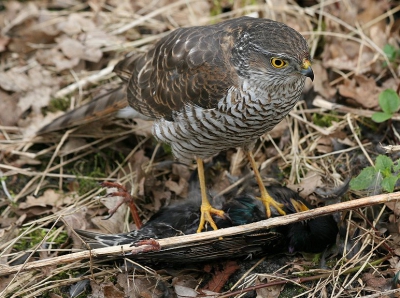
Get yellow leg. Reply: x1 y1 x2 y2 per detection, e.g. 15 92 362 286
196 157 225 233
246 151 286 217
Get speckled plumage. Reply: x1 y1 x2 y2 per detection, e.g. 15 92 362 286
115 16 312 162
40 17 314 232
39 17 312 164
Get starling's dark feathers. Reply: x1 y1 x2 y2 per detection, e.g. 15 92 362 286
76 186 338 261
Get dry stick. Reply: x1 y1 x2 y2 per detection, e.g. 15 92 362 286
54 65 115 98
313 96 400 121
34 129 75 195
346 113 374 166
1 191 400 277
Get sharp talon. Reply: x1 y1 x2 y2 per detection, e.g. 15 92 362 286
98 181 142 228
259 194 286 218
197 205 225 233
290 198 309 213
102 213 114 220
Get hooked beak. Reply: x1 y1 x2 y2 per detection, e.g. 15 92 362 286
300 58 314 81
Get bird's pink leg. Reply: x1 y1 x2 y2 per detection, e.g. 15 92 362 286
100 182 142 229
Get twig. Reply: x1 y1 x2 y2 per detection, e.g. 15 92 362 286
54 65 115 99
313 96 400 121
1 190 399 277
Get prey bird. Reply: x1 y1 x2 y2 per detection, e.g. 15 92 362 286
76 186 338 262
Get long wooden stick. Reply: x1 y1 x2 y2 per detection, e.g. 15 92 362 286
1 191 399 277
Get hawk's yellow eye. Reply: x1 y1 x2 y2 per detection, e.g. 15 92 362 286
270 58 287 69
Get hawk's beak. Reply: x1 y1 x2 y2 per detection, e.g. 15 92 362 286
300 59 314 81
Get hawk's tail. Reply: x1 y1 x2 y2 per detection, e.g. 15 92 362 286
37 86 128 134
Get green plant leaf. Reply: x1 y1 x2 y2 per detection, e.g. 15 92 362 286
371 112 392 123
383 44 397 62
375 155 393 174
350 167 378 190
379 89 400 114
393 160 400 172
381 176 398 193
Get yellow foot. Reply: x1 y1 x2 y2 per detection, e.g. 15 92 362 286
290 198 309 213
197 204 226 233
259 193 286 218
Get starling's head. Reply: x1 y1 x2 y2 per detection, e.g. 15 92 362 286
287 215 338 253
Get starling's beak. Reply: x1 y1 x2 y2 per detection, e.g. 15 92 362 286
300 58 314 81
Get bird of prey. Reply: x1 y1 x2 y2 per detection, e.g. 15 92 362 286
39 17 314 233
76 186 337 262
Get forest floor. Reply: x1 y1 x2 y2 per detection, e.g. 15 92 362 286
1 0 400 297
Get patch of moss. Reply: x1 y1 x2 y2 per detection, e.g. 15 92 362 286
279 284 307 297
312 113 340 127
14 228 48 251
45 97 71 113
14 228 69 251
66 148 127 195
161 143 173 156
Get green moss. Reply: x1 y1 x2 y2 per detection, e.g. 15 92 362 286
279 285 307 297
14 228 48 250
46 97 71 113
312 113 340 127
68 149 126 195
162 143 173 156
14 228 69 251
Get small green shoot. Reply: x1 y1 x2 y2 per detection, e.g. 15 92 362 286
383 44 400 66
350 155 399 193
371 89 400 123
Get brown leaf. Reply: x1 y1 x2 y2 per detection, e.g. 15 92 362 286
255 276 283 298
165 177 188 197
362 273 390 290
20 190 72 209
386 200 400 217
202 261 239 292
323 41 374 74
58 36 85 59
103 283 125 298
339 75 382 109
0 91 21 126
117 274 166 298
2 2 39 34
91 194 128 234
311 61 336 100
314 136 333 154
57 13 96 35
287 172 323 198
0 35 10 52
151 190 172 212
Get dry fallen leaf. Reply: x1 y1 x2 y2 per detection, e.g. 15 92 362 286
338 75 383 108
91 194 128 234
288 172 323 198
20 189 73 209
255 276 283 298
0 90 21 126
311 61 336 100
